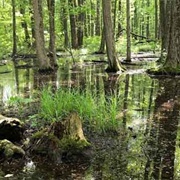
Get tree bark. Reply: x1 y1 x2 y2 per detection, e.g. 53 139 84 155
69 0 78 49
154 0 158 39
102 0 123 72
126 0 131 62
164 0 180 70
12 0 17 57
160 0 171 52
95 0 101 36
62 0 69 48
47 0 57 67
32 0 51 70
77 0 85 48
20 3 31 47
97 27 105 54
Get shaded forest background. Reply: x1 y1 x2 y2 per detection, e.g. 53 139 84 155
0 0 159 59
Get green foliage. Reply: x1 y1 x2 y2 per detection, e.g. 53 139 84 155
83 36 101 53
133 42 158 52
8 96 33 105
7 96 34 118
37 87 121 133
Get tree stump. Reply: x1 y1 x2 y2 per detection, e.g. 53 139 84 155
30 113 90 163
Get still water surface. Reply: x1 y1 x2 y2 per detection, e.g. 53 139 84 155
0 59 180 180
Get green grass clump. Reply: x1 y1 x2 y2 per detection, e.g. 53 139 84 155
38 88 121 133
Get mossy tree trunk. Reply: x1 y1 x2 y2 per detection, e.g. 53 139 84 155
102 0 124 73
164 0 180 70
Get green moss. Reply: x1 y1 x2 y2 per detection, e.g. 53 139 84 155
0 139 25 158
147 66 180 76
31 129 48 139
32 129 60 144
59 137 90 152
31 129 90 156
48 133 61 144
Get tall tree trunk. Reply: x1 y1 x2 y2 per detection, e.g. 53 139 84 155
62 0 69 48
12 0 17 57
20 4 31 47
29 0 36 48
113 0 118 35
164 0 180 70
90 1 95 36
126 0 131 62
133 1 138 36
95 0 101 36
102 0 123 72
154 0 158 39
160 0 171 52
69 0 78 49
32 0 51 71
97 27 105 54
117 0 123 40
77 0 85 48
146 0 150 38
47 0 57 67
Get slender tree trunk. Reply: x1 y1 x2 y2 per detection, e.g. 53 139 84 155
62 0 69 48
20 4 31 47
47 0 57 67
77 0 85 48
12 0 17 57
69 0 78 49
32 0 51 71
154 0 158 39
97 27 105 54
102 0 123 72
117 0 123 39
146 0 150 38
95 0 101 36
133 1 138 36
126 0 131 62
160 0 171 52
29 0 35 48
90 1 95 36
113 0 118 35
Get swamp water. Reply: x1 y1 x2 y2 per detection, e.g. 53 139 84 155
0 58 180 180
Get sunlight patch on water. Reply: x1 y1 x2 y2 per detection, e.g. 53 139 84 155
126 69 146 75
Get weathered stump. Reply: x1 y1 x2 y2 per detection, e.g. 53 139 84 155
30 113 90 163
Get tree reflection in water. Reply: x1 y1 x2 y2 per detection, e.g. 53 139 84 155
144 78 180 180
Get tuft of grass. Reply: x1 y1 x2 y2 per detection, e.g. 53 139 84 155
37 88 121 133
